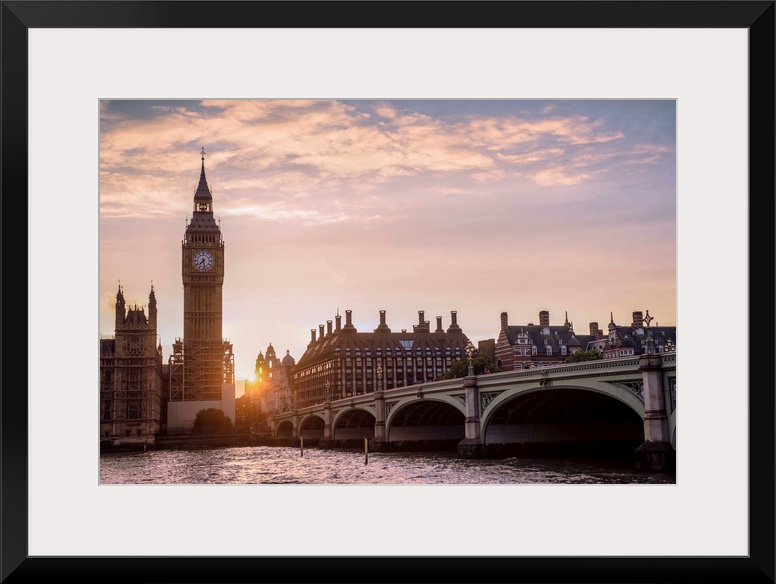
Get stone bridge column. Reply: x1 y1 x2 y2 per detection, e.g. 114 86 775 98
321 400 333 449
457 375 483 458
291 411 299 442
635 353 675 471
370 390 387 452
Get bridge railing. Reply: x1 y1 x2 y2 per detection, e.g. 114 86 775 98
475 355 644 387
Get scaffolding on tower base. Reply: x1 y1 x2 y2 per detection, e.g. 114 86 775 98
169 338 234 402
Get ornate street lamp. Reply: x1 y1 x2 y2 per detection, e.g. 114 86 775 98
324 379 331 403
465 340 475 376
376 363 383 392
643 310 655 354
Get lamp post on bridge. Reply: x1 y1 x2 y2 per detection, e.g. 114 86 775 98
466 340 475 376
635 310 674 472
458 338 482 458
643 309 655 354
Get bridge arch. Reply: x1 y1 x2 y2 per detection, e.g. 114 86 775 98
386 396 466 447
332 406 375 443
299 413 325 441
481 382 644 454
481 380 644 427
275 419 293 440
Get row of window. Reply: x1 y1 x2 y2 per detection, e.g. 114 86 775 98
515 346 568 357
101 429 146 438
297 356 457 378
336 346 462 355
187 233 217 243
100 359 152 366
101 399 143 421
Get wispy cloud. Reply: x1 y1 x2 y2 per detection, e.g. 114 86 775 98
101 100 670 221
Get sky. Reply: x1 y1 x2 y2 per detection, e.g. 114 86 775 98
99 99 676 387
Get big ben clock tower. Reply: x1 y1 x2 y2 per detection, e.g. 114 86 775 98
168 148 234 427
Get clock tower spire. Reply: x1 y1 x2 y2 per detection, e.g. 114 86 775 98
194 146 213 210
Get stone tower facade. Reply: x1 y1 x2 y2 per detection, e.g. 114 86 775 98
99 284 164 446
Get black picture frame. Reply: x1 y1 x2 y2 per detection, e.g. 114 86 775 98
2 2 773 583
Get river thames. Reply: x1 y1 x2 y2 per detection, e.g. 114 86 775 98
100 445 675 484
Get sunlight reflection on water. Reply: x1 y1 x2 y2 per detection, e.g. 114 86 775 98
100 446 675 485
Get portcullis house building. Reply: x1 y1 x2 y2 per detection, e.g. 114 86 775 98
292 309 472 408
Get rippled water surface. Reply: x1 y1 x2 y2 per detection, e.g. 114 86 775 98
100 446 675 484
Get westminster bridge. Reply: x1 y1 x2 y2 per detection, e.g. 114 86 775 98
270 352 676 470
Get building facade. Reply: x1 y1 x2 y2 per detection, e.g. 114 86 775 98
292 309 471 408
591 311 677 358
495 310 593 371
496 309 676 371
99 285 164 445
167 148 235 429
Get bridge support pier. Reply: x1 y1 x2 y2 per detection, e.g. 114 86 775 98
291 411 299 440
458 375 483 458
321 400 333 449
370 390 388 452
635 353 675 472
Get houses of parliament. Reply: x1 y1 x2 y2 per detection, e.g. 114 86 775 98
99 149 235 446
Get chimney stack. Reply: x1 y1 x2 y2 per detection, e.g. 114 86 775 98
375 309 391 333
500 312 508 330
590 322 601 339
326 320 332 336
447 310 462 333
436 316 443 333
632 311 644 329
413 310 431 333
343 309 356 331
539 310 550 327
319 324 325 340
336 313 342 331
310 329 316 343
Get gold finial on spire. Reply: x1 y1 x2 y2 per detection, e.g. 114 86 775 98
201 146 206 162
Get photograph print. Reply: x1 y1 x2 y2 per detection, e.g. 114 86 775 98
98 98 677 485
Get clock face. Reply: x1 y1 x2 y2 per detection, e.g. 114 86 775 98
192 250 215 272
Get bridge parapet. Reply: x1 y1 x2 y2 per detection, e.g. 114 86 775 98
476 356 643 388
